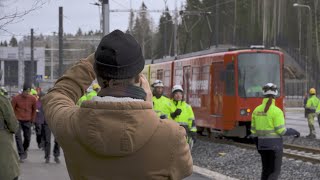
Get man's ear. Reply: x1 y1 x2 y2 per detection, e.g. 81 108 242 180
134 74 140 84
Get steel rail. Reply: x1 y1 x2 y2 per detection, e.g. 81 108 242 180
197 136 320 164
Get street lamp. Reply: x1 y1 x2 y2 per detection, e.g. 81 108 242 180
50 32 56 80
90 2 102 35
293 3 312 93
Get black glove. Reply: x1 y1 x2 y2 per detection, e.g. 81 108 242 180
170 108 182 119
284 128 300 138
246 134 255 139
246 134 258 143
175 108 182 115
159 115 167 119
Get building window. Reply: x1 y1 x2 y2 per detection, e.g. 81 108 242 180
7 53 16 59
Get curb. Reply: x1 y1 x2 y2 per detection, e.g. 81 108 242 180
193 165 238 180
285 108 304 113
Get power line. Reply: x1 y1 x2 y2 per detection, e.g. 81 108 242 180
201 0 234 11
111 0 128 9
110 9 211 14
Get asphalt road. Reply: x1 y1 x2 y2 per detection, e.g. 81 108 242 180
285 109 320 138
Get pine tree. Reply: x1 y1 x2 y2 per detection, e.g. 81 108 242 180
132 2 154 59
76 28 83 36
9 36 18 47
154 8 174 58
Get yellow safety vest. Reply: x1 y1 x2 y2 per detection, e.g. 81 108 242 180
251 98 286 137
168 100 197 132
152 95 171 118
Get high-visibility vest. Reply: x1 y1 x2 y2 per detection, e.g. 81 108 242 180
168 100 197 132
86 90 97 101
76 94 87 106
152 95 171 118
251 98 286 137
306 95 319 111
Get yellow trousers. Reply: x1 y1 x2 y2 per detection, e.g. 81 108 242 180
307 113 316 135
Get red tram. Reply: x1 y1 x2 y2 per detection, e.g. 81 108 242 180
145 47 284 137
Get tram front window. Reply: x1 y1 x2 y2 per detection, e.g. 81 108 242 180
238 53 280 97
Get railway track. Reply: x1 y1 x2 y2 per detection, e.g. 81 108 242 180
197 136 320 164
283 144 320 164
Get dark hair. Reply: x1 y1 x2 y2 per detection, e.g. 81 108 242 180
264 95 274 113
99 75 139 88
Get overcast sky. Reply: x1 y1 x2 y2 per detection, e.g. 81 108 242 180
0 0 185 42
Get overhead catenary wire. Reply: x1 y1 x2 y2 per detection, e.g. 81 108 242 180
110 0 128 9
201 0 235 11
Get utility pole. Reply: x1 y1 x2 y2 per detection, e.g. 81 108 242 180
50 32 56 80
173 0 178 58
90 2 103 35
293 3 312 92
59 7 63 77
164 17 167 57
30 28 34 85
163 0 168 57
102 0 110 35
233 0 237 45
215 0 219 48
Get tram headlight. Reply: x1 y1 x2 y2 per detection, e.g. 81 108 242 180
240 109 250 116
240 109 246 116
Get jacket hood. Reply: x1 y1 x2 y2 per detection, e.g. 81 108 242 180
75 96 159 157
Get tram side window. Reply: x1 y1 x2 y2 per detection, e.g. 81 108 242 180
225 63 235 95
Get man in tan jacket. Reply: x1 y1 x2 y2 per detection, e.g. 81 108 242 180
42 30 193 180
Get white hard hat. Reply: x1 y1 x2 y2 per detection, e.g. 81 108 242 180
262 83 278 96
0 87 7 92
152 80 164 87
87 86 93 92
172 84 183 93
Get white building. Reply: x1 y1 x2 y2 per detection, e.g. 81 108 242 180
0 45 45 89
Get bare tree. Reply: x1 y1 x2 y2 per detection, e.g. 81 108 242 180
0 0 46 33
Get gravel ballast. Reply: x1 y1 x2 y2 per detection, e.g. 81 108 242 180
191 138 320 180
283 136 320 149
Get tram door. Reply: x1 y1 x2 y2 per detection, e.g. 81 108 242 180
211 62 224 116
183 66 191 103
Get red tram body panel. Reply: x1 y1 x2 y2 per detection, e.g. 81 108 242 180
148 48 284 137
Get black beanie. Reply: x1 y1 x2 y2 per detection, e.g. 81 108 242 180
94 30 145 79
23 83 31 91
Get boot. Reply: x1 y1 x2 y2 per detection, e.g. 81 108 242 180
45 158 50 163
54 157 60 164
306 134 316 139
20 152 27 160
